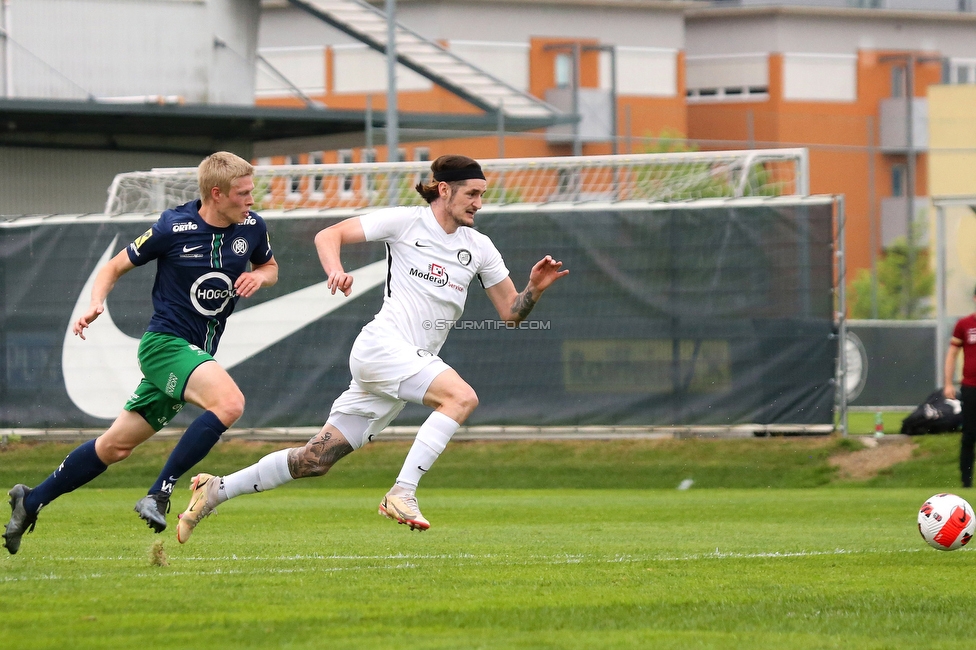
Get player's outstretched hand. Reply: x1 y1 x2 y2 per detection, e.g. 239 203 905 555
328 271 354 297
72 304 104 340
529 255 569 293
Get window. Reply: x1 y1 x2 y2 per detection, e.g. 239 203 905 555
685 54 769 103
555 53 572 88
782 53 857 102
309 152 324 196
338 149 353 195
948 59 976 85
413 148 430 187
891 66 905 98
285 155 301 196
611 47 677 97
891 165 906 197
362 149 377 195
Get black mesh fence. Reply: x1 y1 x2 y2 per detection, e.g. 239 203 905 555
0 200 835 428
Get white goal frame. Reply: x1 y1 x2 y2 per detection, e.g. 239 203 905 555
104 148 810 216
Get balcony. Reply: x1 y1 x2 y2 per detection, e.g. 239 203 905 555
879 98 928 153
544 87 612 143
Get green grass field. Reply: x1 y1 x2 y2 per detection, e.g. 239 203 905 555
0 434 971 649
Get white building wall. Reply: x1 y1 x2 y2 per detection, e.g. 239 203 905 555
258 1 687 99
261 2 686 50
448 41 530 93
256 46 327 97
331 44 432 93
209 0 261 104
6 0 257 104
687 11 976 58
686 11 976 101
782 53 857 102
608 48 678 97
393 2 686 49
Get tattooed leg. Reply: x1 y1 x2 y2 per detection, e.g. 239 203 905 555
286 426 355 479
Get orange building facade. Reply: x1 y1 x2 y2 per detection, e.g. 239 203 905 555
256 2 976 287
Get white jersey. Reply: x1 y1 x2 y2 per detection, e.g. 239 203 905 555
358 205 509 354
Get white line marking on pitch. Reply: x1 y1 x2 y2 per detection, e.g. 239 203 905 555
4 547 951 583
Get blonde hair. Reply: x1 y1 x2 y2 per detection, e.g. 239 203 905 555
198 151 254 202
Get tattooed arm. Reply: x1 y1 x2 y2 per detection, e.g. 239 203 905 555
485 255 569 326
286 426 355 479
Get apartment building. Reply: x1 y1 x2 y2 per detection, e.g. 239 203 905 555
3 0 976 293
256 1 976 290
685 5 976 286
256 0 691 163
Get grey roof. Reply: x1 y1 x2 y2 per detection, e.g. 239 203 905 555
0 98 570 156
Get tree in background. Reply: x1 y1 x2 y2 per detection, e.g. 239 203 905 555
636 129 782 200
848 228 934 319
642 128 696 154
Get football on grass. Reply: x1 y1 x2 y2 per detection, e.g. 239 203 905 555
917 493 975 551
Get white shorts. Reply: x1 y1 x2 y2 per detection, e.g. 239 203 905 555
327 332 450 449
347 330 444 399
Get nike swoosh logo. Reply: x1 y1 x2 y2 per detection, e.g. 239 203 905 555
414 241 431 248
63 235 387 419
183 245 202 253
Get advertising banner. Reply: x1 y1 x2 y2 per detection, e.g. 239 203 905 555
0 201 835 428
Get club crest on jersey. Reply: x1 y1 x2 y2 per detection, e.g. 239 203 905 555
457 249 472 266
232 237 248 256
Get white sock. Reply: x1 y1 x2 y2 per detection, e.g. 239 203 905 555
395 411 459 490
219 449 293 503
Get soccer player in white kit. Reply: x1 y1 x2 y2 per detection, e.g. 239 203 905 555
175 154 568 540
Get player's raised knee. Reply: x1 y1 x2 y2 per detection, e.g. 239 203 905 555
453 384 479 417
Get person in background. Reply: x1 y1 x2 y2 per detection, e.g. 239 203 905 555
943 285 976 488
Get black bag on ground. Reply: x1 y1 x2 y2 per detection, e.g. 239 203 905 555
900 389 963 436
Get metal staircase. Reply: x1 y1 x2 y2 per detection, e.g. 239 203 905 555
287 0 562 120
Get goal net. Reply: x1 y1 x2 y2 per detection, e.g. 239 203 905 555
105 149 809 215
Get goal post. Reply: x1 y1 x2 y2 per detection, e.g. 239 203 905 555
105 148 810 216
933 196 976 390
